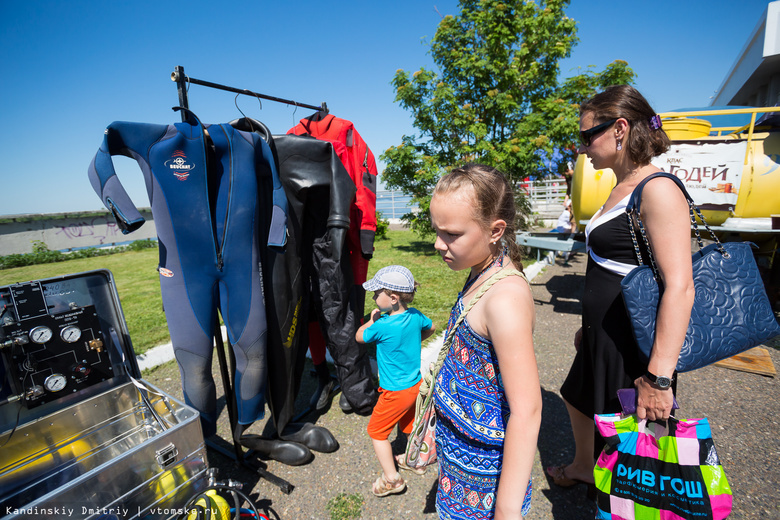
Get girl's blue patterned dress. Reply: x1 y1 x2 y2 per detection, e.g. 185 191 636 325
434 284 532 519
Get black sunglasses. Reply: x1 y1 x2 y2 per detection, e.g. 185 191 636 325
579 118 618 147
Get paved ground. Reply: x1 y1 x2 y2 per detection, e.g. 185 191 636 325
143 252 780 519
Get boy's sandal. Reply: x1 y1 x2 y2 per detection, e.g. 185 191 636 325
395 454 427 475
372 473 406 497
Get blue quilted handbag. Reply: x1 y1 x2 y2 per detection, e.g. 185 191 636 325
621 173 780 373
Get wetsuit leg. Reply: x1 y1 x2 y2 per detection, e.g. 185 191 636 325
217 240 269 427
159 254 220 437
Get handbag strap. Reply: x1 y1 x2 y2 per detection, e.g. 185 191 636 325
418 267 527 397
626 172 728 279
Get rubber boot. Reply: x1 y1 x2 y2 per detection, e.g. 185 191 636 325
339 392 353 413
233 423 313 466
309 362 335 411
281 422 339 453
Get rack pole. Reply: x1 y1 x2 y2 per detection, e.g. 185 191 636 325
211 323 294 494
171 66 326 114
173 65 190 121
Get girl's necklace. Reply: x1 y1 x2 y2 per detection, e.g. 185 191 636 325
462 247 506 296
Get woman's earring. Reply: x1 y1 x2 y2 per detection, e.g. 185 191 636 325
617 139 623 151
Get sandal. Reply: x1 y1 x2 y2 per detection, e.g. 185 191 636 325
546 465 596 500
372 473 406 497
395 454 427 475
546 465 587 488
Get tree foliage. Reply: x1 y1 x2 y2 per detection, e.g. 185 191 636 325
381 0 635 233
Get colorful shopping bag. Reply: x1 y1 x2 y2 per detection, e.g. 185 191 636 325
594 413 732 520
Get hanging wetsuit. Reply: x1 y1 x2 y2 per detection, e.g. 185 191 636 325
231 119 378 419
288 113 378 284
289 115 379 410
87 117 287 437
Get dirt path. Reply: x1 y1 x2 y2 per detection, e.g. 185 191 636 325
143 253 780 519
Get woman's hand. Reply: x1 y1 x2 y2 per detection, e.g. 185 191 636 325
574 327 583 352
633 375 675 421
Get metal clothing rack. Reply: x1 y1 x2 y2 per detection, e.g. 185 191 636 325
169 65 330 495
171 65 327 119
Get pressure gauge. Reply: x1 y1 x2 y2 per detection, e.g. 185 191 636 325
60 325 82 343
44 373 67 392
29 325 53 344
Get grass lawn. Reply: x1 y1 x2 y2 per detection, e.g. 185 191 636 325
365 230 464 340
0 248 167 354
0 229 530 355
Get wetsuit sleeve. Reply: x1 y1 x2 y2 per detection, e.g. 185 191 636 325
87 121 168 234
353 130 378 259
328 145 356 257
256 137 288 250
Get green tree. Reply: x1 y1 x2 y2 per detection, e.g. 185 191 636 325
381 0 634 234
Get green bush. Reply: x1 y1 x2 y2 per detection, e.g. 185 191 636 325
0 239 158 270
376 213 390 240
126 239 157 252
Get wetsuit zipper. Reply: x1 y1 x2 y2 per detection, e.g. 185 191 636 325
216 125 233 272
199 123 225 272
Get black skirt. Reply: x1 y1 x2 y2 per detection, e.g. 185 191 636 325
560 257 646 417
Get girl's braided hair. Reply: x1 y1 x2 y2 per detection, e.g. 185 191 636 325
434 163 524 271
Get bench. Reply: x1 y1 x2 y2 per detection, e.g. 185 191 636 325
516 231 586 261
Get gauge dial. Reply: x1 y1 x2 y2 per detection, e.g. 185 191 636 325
30 325 53 344
60 325 82 343
44 373 67 392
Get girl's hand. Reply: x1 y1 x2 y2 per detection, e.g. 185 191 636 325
370 308 381 322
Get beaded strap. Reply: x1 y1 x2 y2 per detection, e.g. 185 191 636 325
626 173 729 280
417 268 527 398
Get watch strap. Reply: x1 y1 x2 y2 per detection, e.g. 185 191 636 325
645 370 674 387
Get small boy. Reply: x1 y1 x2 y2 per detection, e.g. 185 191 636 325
356 265 436 497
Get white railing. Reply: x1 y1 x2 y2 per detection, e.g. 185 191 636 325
376 189 415 220
523 178 568 217
377 178 568 221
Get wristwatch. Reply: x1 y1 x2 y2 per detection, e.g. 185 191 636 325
645 370 674 389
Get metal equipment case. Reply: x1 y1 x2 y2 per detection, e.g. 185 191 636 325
0 270 208 519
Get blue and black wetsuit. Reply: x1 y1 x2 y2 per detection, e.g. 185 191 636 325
88 118 287 436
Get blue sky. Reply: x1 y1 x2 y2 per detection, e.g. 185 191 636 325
0 0 772 216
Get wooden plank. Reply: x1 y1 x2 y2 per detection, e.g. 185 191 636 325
714 347 776 377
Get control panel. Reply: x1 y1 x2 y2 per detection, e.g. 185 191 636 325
0 273 131 410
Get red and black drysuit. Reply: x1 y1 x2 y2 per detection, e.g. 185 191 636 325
288 114 378 390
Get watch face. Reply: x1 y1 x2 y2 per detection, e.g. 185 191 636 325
656 376 672 389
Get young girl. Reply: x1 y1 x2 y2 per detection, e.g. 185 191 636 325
430 164 541 519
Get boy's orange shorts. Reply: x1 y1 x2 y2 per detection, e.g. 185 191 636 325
366 380 421 441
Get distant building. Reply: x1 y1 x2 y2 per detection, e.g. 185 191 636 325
712 1 780 107
0 209 156 255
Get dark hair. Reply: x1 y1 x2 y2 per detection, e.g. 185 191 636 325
433 163 523 270
580 84 670 165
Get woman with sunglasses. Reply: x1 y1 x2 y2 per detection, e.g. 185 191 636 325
546 85 695 496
